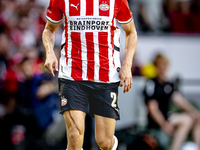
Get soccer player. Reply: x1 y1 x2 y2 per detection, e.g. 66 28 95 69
42 0 137 150
144 54 200 150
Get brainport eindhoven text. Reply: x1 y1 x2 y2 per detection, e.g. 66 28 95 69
69 20 110 31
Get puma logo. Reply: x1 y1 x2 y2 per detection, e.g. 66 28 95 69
70 3 79 10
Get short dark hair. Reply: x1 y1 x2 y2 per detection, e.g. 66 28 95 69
153 54 169 66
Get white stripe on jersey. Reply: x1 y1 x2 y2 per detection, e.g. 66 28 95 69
66 0 73 79
118 17 133 24
112 28 121 82
81 32 87 80
59 30 66 78
46 16 63 23
80 0 87 80
94 32 99 81
64 0 69 21
93 0 99 17
58 1 67 79
110 0 115 21
81 0 86 16
93 0 99 81
108 0 115 81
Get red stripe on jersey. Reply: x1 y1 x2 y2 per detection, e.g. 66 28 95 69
69 0 80 16
64 22 68 64
99 0 110 16
111 16 115 67
86 0 93 16
111 31 115 67
98 32 109 82
86 32 94 81
71 32 82 80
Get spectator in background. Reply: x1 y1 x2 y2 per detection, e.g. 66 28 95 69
0 33 9 92
0 33 19 150
0 49 59 149
190 0 200 33
134 0 200 33
144 54 200 150
20 56 58 133
166 0 193 33
137 0 169 32
163 0 200 33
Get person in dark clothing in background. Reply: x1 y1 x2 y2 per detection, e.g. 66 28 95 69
144 54 200 150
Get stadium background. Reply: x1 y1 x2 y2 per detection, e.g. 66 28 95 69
0 0 200 150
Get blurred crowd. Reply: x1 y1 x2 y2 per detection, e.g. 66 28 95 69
0 0 200 150
131 0 200 33
0 0 64 149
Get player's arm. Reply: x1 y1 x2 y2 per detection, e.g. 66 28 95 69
147 100 174 135
172 91 200 121
119 20 137 93
42 20 60 77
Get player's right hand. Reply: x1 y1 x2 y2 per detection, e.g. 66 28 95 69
44 53 58 77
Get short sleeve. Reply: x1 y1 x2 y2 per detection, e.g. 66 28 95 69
116 0 133 24
46 0 63 23
144 79 156 103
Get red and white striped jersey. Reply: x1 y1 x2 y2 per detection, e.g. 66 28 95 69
46 0 132 83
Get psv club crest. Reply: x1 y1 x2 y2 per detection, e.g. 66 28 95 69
99 3 110 11
61 97 67 106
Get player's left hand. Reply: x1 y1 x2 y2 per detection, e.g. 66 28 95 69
119 63 132 93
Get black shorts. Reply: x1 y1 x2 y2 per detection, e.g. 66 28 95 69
58 78 120 120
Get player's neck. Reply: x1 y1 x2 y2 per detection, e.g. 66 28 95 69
157 75 166 84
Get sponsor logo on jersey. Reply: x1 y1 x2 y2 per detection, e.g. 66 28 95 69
69 19 110 31
61 98 67 106
99 4 110 11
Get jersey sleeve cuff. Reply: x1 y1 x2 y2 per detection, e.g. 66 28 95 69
46 16 63 24
118 18 133 24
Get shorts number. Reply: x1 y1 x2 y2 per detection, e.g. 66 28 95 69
110 92 117 108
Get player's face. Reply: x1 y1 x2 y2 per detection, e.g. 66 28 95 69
156 60 168 79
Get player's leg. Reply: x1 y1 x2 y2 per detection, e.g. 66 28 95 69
88 82 120 150
169 113 193 150
63 110 86 150
192 119 200 148
59 78 89 150
94 115 117 150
